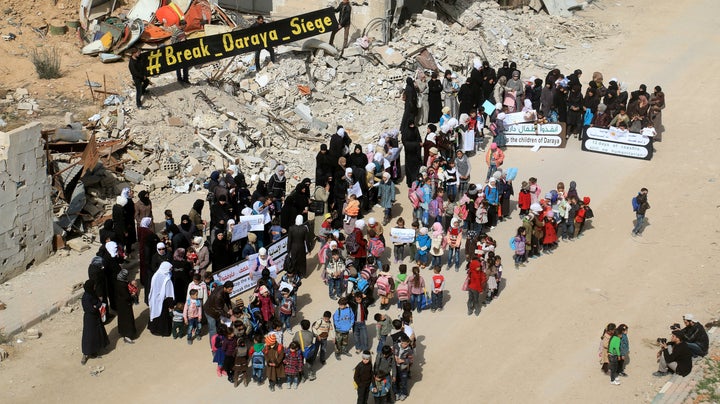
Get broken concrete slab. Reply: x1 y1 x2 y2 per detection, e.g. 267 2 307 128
372 46 405 67
294 103 313 123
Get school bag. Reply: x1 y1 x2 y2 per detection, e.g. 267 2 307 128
354 277 370 294
396 281 409 301
251 350 265 370
408 182 423 209
298 330 317 363
631 196 639 212
248 306 263 333
368 238 385 257
428 198 440 217
509 236 516 251
280 298 293 315
376 275 391 296
345 232 360 255
360 264 376 281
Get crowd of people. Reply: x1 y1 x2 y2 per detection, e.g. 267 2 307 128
79 58 679 402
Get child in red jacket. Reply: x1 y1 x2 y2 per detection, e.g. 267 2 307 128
518 181 532 217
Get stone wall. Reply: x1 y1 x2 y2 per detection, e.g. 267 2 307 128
0 122 53 283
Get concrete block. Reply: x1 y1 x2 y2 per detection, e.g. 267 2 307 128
294 103 313 123
123 168 144 184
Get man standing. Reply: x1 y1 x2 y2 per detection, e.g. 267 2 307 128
681 314 709 357
203 281 234 342
128 48 150 109
654 330 693 377
329 0 352 52
252 15 276 72
632 187 650 236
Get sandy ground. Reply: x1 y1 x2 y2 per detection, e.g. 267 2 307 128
2 0 720 403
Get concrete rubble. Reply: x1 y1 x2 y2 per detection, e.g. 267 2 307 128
3 0 612 244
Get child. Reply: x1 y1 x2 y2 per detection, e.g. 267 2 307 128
429 222 445 269
269 319 285 347
283 341 304 389
233 322 250 387
171 302 185 339
406 266 426 314
249 334 266 384
375 265 395 310
312 311 334 365
270 216 286 243
535 110 548 125
367 230 385 269
543 211 558 252
164 209 175 240
392 217 407 263
325 249 346 300
185 247 198 268
394 335 415 401
213 324 228 377
430 266 445 312
445 218 463 272
518 181 531 217
128 279 139 305
204 273 220 293
444 159 458 202
492 256 503 299
264 333 285 391
408 220 419 260
317 213 333 248
184 289 203 344
574 200 587 239
343 193 360 224
278 288 295 332
374 313 393 353
187 273 208 304
222 327 239 383
513 227 527 269
371 370 392 403
415 227 430 268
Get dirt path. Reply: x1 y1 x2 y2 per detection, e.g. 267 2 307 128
2 0 720 403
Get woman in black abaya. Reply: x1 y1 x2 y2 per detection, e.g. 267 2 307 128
81 280 109 365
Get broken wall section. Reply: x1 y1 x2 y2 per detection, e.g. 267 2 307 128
0 122 54 283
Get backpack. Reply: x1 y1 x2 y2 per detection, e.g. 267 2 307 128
631 196 639 212
396 281 409 301
431 236 443 255
509 236 516 251
249 306 262 332
408 186 421 209
345 232 360 255
454 204 468 220
369 238 385 257
360 264 376 281
429 199 440 217
549 189 559 205
251 350 265 370
376 275 390 296
298 331 317 362
280 298 293 315
584 206 594 219
354 277 370 294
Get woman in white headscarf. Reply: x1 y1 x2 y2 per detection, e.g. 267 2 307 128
148 261 175 336
102 241 122 311
287 215 311 277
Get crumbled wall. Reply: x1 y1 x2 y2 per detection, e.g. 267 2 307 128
0 122 53 282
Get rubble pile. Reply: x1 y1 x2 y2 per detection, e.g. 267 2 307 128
43 0 614 240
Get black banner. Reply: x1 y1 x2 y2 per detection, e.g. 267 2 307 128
140 8 338 76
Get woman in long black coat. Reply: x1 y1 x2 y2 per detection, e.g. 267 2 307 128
102 241 122 312
287 215 311 277
401 77 419 130
171 248 193 304
81 280 109 365
401 121 423 188
121 188 137 254
428 72 444 123
114 269 137 344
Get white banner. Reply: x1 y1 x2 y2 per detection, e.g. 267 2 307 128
239 214 265 231
505 123 562 135
503 110 536 125
586 127 651 146
583 139 650 159
505 134 563 147
213 235 289 297
231 221 250 241
390 227 416 244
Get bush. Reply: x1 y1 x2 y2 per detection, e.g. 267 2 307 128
30 47 62 79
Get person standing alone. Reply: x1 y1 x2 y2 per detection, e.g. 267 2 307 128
128 48 150 109
632 188 650 236
329 0 352 52
252 15 276 72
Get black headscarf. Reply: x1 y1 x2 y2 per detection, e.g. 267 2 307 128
138 190 151 205
83 279 96 296
191 199 204 214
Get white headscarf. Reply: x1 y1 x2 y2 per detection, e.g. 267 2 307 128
105 241 118 258
140 217 153 228
149 262 174 321
116 195 128 207
258 247 269 266
295 215 304 226
473 58 481 70
121 187 131 198
337 128 346 137
522 98 533 112
156 242 166 253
